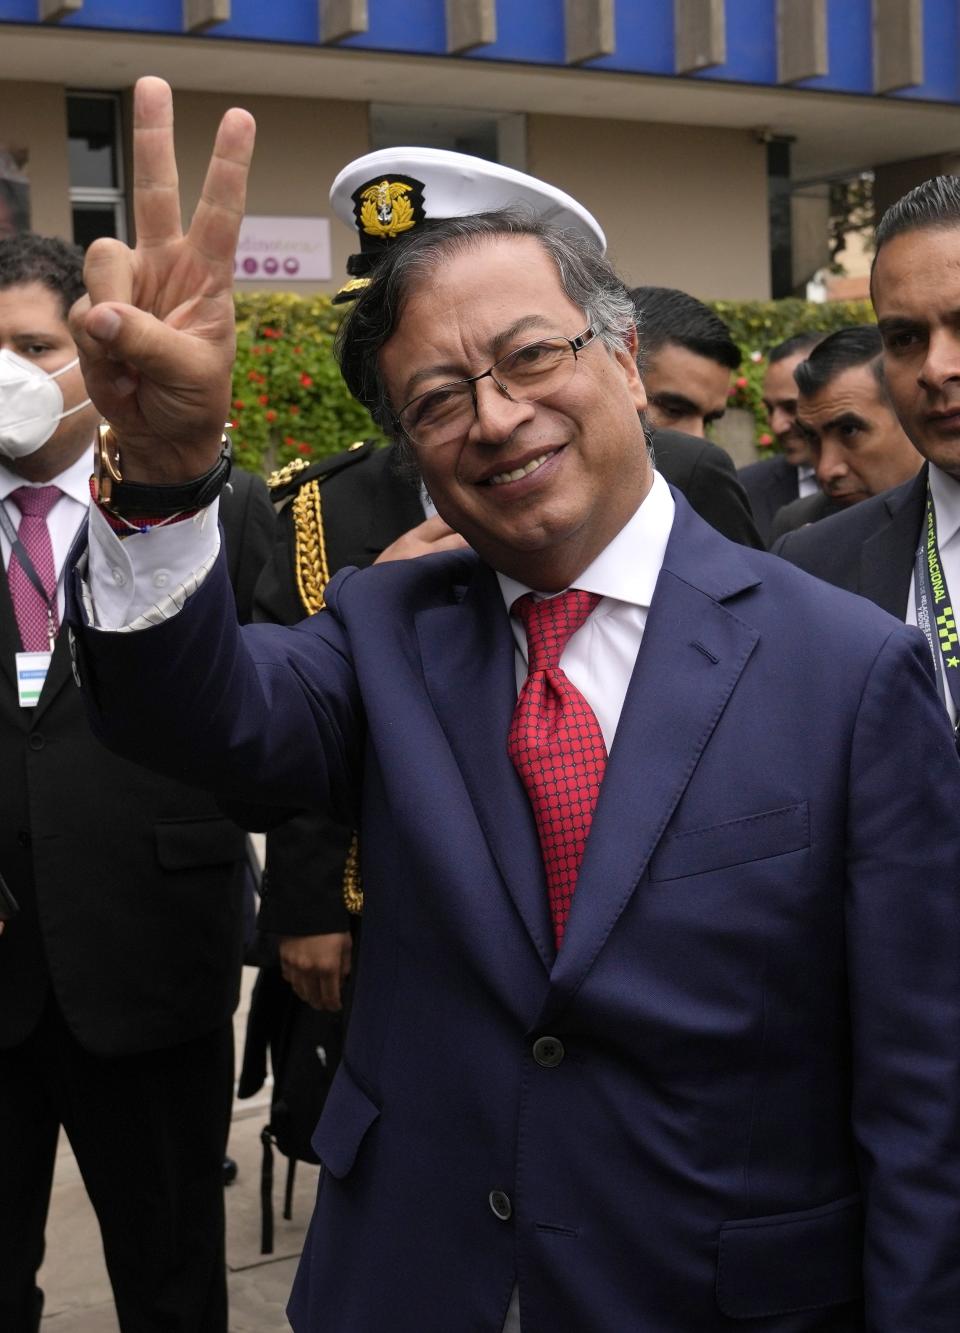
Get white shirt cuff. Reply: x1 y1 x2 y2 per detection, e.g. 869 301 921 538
84 499 221 631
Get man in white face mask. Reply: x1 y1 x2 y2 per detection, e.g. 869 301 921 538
0 233 275 1333
0 255 98 480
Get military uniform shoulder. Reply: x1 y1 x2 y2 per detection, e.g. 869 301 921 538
266 440 377 501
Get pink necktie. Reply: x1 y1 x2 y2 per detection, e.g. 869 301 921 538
8 485 61 651
507 590 607 948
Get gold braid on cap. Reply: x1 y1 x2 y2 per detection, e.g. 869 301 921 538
289 472 363 912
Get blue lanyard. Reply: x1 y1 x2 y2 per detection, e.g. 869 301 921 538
913 481 960 747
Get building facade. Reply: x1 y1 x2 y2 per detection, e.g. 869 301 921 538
2 0 960 299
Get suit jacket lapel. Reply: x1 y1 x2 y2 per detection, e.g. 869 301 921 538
858 468 927 619
32 628 73 719
417 561 555 970
0 565 19 698
547 498 761 1004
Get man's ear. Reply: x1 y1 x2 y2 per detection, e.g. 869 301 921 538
614 325 647 412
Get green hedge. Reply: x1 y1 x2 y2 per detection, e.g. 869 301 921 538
707 299 875 444
230 293 877 473
230 292 383 475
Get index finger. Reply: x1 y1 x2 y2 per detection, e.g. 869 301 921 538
185 104 256 275
131 77 183 249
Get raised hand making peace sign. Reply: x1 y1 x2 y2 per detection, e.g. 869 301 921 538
70 76 255 485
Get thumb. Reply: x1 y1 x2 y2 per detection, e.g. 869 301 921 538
81 302 216 382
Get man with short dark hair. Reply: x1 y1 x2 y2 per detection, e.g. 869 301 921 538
776 176 960 743
65 81 960 1332
0 231 275 1332
770 326 921 539
625 284 762 547
629 284 741 438
738 333 822 543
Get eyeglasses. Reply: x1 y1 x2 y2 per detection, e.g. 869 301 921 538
394 325 597 448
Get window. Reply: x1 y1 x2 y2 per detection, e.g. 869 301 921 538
369 105 526 170
67 92 126 249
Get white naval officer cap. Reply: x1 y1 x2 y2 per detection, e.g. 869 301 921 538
328 146 606 303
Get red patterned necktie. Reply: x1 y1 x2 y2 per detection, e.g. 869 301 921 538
7 485 61 651
507 589 607 949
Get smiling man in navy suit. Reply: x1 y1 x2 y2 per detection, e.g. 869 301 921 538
67 80 960 1332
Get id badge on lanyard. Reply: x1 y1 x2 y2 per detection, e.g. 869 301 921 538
16 649 52 707
913 483 960 748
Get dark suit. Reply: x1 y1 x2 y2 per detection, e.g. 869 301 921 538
768 489 845 543
653 427 763 549
71 492 960 1332
254 434 761 937
0 466 274 1332
772 469 926 619
738 454 800 544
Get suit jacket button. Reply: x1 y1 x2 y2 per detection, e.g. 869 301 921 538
488 1190 512 1221
28 733 45 751
532 1036 565 1068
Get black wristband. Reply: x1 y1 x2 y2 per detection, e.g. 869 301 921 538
94 425 233 516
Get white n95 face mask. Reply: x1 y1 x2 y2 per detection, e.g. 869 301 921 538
0 348 92 460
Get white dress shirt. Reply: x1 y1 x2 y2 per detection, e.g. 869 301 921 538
1 448 94 623
797 465 818 499
496 470 676 751
905 462 960 726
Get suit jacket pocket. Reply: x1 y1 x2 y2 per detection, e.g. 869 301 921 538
154 816 246 870
311 1061 380 1178
649 802 809 882
716 1193 863 1319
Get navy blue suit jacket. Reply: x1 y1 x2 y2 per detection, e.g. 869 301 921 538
71 494 960 1331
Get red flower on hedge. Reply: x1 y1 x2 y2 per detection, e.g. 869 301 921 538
297 443 311 455
258 394 269 406
266 410 277 423
299 373 313 388
284 435 295 446
232 398 245 410
736 376 748 389
289 405 300 416
758 433 773 446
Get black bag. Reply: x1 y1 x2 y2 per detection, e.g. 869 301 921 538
238 962 344 1253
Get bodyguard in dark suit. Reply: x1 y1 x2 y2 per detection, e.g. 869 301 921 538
65 85 960 1329
776 180 960 741
0 234 275 1332
738 334 823 543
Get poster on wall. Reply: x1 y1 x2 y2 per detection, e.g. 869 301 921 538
234 216 332 281
0 147 30 238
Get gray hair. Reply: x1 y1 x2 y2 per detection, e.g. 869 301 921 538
335 208 638 458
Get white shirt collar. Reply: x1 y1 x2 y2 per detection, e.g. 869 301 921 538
496 469 676 614
0 443 93 507
929 462 960 548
